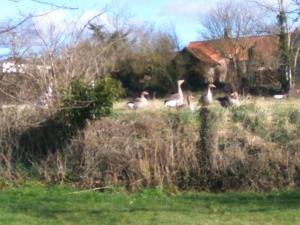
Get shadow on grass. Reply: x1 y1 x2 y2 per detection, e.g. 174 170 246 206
180 191 300 212
1 188 300 223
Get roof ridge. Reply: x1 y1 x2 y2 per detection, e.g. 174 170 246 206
186 34 278 64
189 33 277 44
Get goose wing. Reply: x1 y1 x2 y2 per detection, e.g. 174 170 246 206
176 103 188 109
127 97 148 109
127 97 139 109
200 93 208 105
134 97 143 102
127 96 142 104
164 93 181 103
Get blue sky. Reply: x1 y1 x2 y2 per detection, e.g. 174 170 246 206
0 0 222 47
0 0 291 47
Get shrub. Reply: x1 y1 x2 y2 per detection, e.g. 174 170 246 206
231 104 255 123
288 108 300 124
63 114 199 190
61 76 124 128
231 104 267 138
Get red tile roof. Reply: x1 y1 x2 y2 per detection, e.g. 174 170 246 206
188 41 223 64
187 35 279 65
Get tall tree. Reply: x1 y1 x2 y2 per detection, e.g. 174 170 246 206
199 0 277 92
199 0 272 40
277 0 293 91
253 0 300 91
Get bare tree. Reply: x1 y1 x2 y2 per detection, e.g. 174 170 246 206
0 0 77 35
0 2 134 108
251 0 300 91
199 0 273 40
198 0 279 92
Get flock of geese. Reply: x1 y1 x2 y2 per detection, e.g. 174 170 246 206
127 80 241 111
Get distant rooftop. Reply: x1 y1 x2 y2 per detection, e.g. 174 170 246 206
186 34 279 65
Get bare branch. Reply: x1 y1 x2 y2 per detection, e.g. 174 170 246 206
31 0 78 10
77 10 108 38
0 16 30 34
0 0 78 35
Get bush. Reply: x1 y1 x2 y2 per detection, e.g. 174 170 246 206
63 114 199 190
288 108 300 124
231 104 267 137
3 95 300 192
231 104 255 123
61 76 124 128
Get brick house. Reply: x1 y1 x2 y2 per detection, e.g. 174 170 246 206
176 31 300 94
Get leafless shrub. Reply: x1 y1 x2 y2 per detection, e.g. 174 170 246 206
62 114 198 190
1 102 300 191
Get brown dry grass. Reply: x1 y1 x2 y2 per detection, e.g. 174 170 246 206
1 96 300 191
65 113 199 190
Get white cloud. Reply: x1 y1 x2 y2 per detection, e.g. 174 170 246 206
160 0 218 19
75 10 114 31
33 9 115 42
161 0 294 20
33 10 72 36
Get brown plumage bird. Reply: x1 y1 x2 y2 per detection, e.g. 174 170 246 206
200 84 216 107
217 92 240 107
177 93 195 111
164 80 185 108
127 91 149 110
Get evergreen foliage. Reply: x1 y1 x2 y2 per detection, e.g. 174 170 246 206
277 10 294 92
61 76 124 128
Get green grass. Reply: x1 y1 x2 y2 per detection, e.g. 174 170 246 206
1 185 300 225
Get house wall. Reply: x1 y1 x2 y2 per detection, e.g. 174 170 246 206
178 46 280 93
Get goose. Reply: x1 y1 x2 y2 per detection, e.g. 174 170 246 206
273 94 286 99
199 84 216 107
164 80 185 108
177 93 195 111
127 91 149 110
229 92 240 106
217 91 240 107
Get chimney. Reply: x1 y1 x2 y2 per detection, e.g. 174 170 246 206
224 27 232 39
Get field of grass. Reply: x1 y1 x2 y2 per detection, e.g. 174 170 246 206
1 96 300 225
113 95 300 115
1 184 300 225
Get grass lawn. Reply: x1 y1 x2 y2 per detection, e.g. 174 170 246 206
0 185 300 225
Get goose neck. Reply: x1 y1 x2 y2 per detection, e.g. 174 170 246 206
207 87 211 95
178 83 183 97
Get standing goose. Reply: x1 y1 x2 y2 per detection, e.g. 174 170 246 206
229 92 240 107
200 83 216 107
127 91 149 110
177 93 195 111
164 80 185 108
217 91 240 107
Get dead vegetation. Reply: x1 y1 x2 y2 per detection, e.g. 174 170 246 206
1 97 300 192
